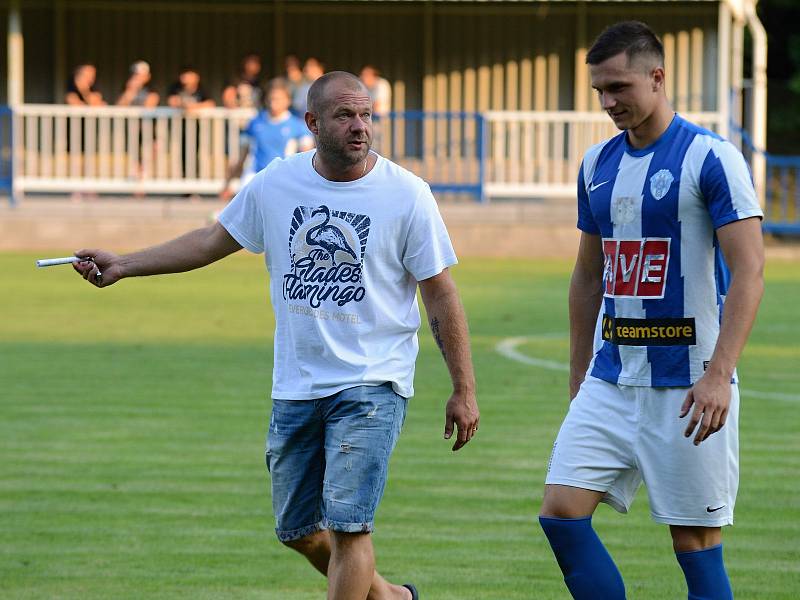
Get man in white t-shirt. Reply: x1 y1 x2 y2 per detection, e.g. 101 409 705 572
73 71 479 600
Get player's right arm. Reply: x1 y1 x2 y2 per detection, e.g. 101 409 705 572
568 232 604 400
72 222 243 287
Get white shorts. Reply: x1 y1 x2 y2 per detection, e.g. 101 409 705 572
545 375 739 527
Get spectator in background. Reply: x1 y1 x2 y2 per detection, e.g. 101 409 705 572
283 54 304 103
66 64 105 106
220 79 313 200
116 60 159 107
291 57 324 116
360 65 392 117
222 53 264 109
117 60 159 190
167 66 215 112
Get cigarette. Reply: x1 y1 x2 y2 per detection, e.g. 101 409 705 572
36 256 91 268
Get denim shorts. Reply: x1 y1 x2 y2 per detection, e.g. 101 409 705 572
266 383 407 542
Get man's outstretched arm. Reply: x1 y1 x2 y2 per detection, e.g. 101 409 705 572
73 221 243 287
418 268 479 451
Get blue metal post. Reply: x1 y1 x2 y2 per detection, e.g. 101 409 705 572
0 106 14 207
477 113 486 203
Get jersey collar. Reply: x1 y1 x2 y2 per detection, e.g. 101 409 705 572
624 113 681 158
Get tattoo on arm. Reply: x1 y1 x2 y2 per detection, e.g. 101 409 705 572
430 317 447 360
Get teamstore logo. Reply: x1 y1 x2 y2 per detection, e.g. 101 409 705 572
283 205 371 308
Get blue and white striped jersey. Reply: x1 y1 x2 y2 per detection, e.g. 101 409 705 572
578 114 763 388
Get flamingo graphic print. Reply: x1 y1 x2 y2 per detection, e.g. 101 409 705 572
283 205 371 308
304 206 359 265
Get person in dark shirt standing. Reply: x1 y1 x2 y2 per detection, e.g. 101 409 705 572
222 53 264 109
65 64 105 106
167 66 215 185
167 66 215 112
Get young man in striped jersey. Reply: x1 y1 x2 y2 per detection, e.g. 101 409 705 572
539 21 764 600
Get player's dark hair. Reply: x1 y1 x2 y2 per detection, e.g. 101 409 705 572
586 21 664 67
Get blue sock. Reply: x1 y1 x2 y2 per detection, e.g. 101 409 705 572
539 516 626 599
676 544 733 600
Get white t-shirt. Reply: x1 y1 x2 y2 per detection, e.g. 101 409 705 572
218 150 457 400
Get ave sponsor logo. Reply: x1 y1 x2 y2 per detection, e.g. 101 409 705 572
602 237 670 299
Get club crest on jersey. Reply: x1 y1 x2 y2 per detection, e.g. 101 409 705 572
649 169 674 200
611 196 639 225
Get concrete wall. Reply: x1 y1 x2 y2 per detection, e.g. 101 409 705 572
0 197 581 258
3 198 795 259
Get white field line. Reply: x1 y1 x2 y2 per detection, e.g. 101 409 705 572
494 336 570 372
494 335 800 403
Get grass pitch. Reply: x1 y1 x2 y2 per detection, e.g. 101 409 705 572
1 252 798 599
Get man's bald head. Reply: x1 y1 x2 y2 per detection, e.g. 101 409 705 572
307 71 370 116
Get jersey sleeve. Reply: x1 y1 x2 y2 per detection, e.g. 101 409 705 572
217 173 266 254
402 184 458 281
576 161 600 234
699 141 764 229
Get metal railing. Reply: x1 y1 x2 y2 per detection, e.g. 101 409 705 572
0 106 12 204
11 105 795 230
482 111 725 199
374 111 484 199
731 123 800 236
14 104 255 195
12 105 486 199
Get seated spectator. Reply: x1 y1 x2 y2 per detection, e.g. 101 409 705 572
166 66 215 111
66 64 105 106
359 65 392 117
220 79 313 200
222 53 264 109
116 60 159 107
291 57 324 116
